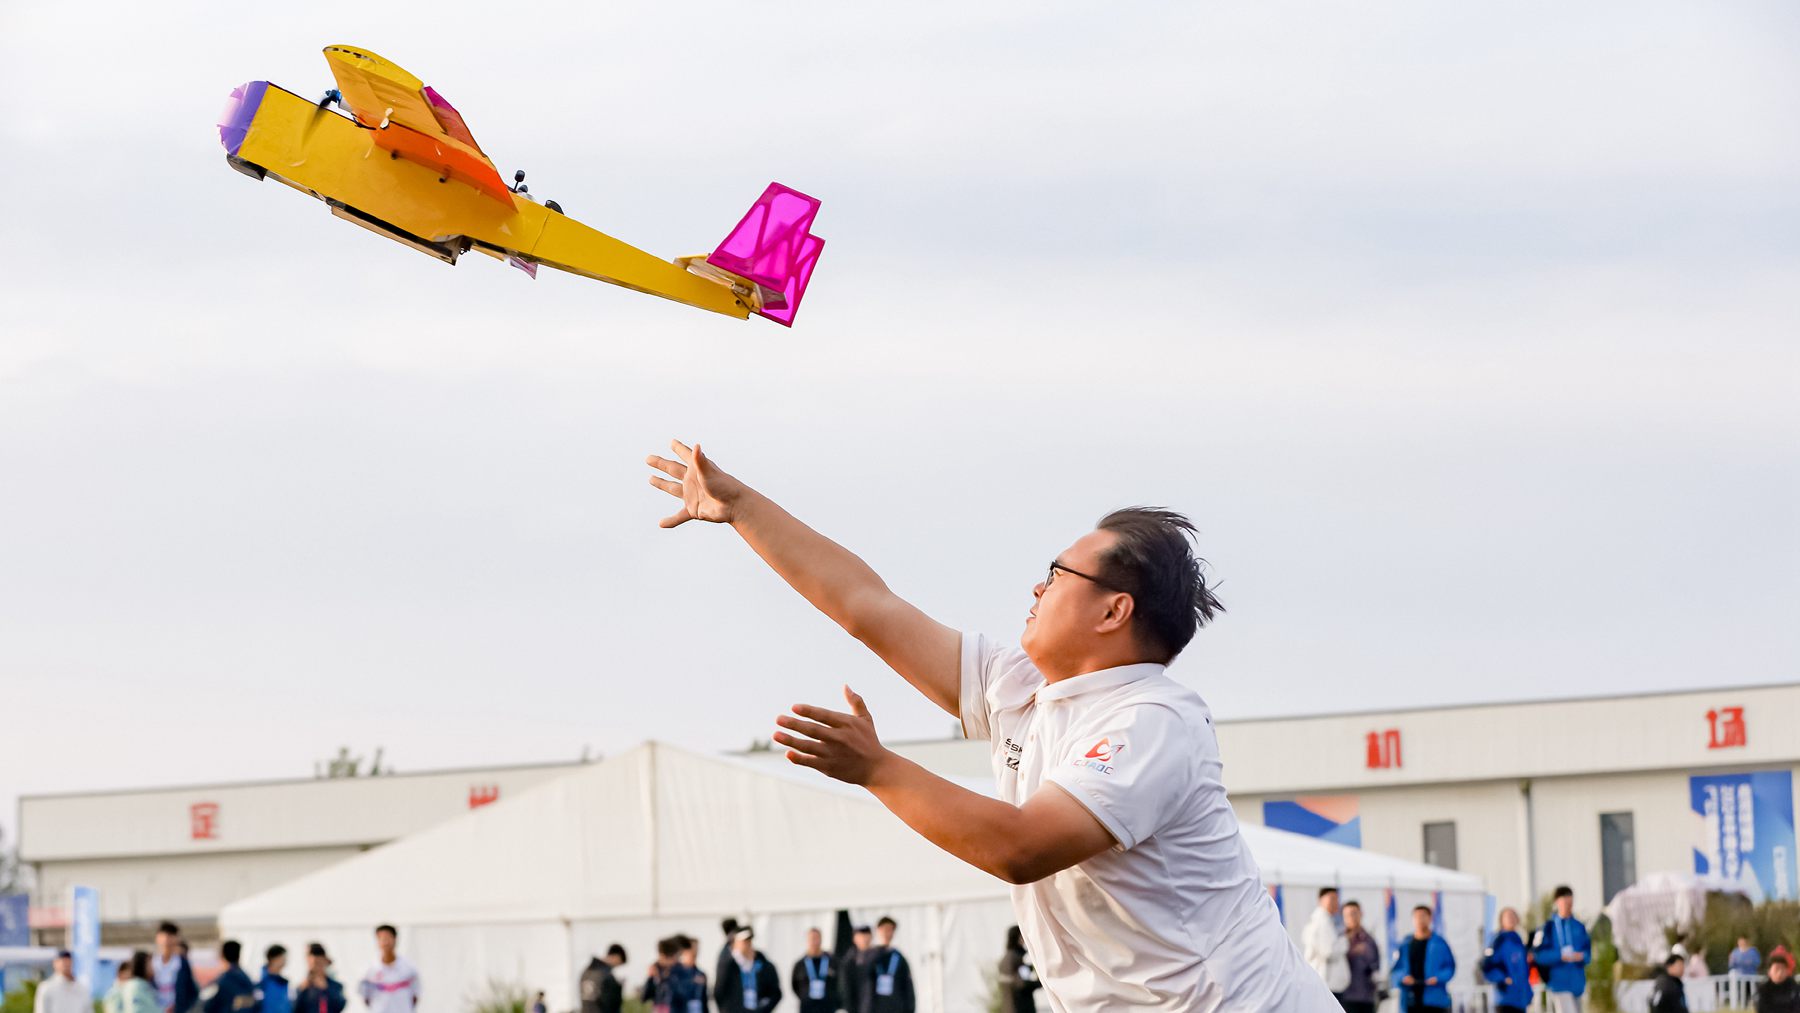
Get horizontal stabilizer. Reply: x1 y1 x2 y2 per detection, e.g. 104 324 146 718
706 183 825 326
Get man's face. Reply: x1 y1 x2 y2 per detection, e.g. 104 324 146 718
1670 959 1686 977
806 930 822 953
1771 962 1790 984
1555 895 1573 918
155 932 176 956
1499 908 1519 933
1739 938 1751 950
376 930 396 957
307 955 326 977
1322 892 1339 916
679 947 697 967
53 956 73 978
732 937 753 959
1343 905 1361 930
1023 530 1126 671
605 953 623 969
875 924 894 947
852 932 870 952
1412 910 1432 936
269 954 286 975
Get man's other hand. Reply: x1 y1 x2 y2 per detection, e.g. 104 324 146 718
774 686 891 786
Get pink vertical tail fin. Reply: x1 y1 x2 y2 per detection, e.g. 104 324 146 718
706 183 825 327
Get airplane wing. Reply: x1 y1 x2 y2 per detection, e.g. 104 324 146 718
322 45 513 205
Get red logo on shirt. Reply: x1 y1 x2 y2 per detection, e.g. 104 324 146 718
1084 738 1119 762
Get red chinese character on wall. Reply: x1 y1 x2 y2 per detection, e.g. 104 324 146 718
1706 707 1746 750
469 785 500 809
1365 729 1403 769
190 802 219 840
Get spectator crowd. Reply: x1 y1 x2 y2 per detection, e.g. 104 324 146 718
1297 884 1799 1013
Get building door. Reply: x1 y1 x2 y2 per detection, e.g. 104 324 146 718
1423 821 1459 870
1601 811 1637 902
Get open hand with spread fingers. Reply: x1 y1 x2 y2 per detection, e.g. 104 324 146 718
773 686 894 787
645 439 745 528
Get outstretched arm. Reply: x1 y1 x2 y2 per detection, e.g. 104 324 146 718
773 687 1115 884
647 440 962 715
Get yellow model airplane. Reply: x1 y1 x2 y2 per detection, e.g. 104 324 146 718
219 46 824 325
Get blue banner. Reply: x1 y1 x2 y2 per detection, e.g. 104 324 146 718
1690 771 1797 901
1263 797 1362 848
0 894 28 946
70 886 100 994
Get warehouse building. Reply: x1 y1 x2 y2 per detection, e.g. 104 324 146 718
880 680 1800 914
17 681 1797 943
17 760 583 942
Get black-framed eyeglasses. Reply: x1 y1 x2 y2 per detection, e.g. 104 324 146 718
1045 560 1126 593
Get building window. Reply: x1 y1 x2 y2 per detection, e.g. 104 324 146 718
1423 821 1458 870
1601 811 1637 902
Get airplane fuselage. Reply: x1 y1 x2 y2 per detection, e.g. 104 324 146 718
222 80 751 318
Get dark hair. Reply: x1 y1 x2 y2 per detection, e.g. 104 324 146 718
656 936 683 959
1666 954 1685 969
1553 885 1574 901
129 952 153 981
1005 926 1024 952
676 935 696 950
1318 887 1338 900
1342 900 1361 911
1095 508 1224 662
876 917 896 930
721 917 740 935
266 944 287 963
156 922 180 937
607 944 628 962
221 941 242 965
375 924 398 939
1412 905 1433 916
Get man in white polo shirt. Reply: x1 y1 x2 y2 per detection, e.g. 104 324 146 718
647 441 1335 1011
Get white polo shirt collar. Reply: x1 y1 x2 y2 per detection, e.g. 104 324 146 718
1031 661 1163 703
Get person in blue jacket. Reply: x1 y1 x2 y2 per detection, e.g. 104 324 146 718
205 941 261 1013
1482 907 1532 1013
257 945 292 1013
1391 905 1456 1012
1531 885 1592 1013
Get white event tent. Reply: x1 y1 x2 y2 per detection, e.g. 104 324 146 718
221 742 1486 1013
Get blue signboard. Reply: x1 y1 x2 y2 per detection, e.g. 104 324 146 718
1690 771 1797 901
70 886 100 994
1263 796 1362 848
0 893 28 946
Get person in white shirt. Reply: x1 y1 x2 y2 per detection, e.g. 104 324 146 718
35 950 92 1013
149 923 195 1013
1310 888 1353 1000
1303 888 1351 1000
358 925 420 1013
646 441 1337 1011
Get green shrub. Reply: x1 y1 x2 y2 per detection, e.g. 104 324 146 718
467 978 529 1013
1667 894 1800 975
1587 914 1619 1012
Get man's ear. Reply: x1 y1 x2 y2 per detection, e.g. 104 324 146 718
1095 593 1134 635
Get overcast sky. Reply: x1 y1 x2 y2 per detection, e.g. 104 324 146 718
2 2 1797 840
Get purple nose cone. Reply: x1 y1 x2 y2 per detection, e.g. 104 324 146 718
218 80 269 156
